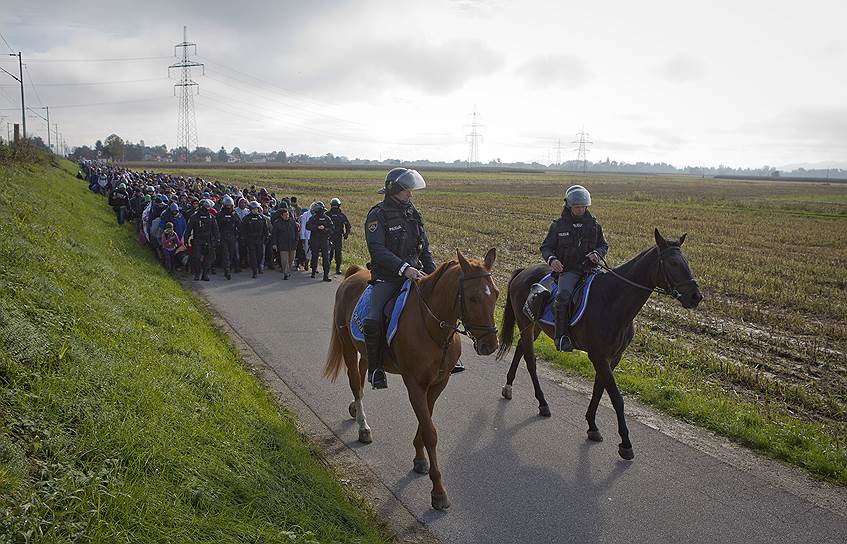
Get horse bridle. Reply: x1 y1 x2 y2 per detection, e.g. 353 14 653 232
598 246 699 300
413 267 498 354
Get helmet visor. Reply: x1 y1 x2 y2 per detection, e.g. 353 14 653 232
379 169 427 194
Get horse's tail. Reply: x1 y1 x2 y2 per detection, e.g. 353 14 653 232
323 311 346 381
497 267 524 360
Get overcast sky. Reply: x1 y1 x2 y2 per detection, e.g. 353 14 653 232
2 0 845 168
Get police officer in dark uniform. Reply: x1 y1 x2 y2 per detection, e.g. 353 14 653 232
327 197 352 274
108 182 130 225
540 185 608 352
305 201 335 281
241 201 269 278
364 168 435 389
216 195 241 280
184 199 220 282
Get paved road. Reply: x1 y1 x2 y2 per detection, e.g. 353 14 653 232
195 269 846 544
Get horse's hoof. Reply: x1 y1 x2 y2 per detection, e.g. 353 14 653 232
358 429 372 444
587 430 603 442
413 458 429 474
618 446 635 460
501 385 512 400
431 493 451 511
539 405 551 417
348 401 357 419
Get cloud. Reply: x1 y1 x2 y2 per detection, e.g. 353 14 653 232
516 55 591 89
653 54 705 83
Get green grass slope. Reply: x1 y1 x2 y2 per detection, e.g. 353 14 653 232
0 159 386 543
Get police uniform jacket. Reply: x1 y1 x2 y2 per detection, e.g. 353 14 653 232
365 196 435 282
184 209 220 246
540 208 608 273
108 188 129 208
216 208 241 241
240 212 268 245
306 213 335 241
327 208 351 239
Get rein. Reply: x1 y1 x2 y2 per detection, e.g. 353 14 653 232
597 247 698 300
411 267 497 373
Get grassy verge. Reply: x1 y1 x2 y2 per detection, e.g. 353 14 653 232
535 332 847 485
0 158 388 542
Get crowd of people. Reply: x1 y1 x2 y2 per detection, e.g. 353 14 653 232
78 161 352 282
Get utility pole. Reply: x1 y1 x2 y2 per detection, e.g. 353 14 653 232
464 105 484 166
168 26 204 159
2 52 25 139
572 126 592 174
27 106 50 151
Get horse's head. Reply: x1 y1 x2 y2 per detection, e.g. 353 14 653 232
456 248 500 356
654 229 703 309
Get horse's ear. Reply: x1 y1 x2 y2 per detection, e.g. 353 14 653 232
654 228 668 249
456 248 471 272
483 248 496 271
679 233 687 246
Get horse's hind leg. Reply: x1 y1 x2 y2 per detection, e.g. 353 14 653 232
524 331 550 417
585 374 605 442
502 343 524 400
345 340 371 444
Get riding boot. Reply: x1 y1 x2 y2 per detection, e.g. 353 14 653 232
554 305 573 352
363 319 387 389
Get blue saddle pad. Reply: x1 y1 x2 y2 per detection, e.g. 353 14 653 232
538 273 596 327
350 279 412 345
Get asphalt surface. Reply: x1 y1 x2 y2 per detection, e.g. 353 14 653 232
194 267 847 544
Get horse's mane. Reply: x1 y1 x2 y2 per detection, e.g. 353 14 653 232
419 260 458 298
611 246 656 277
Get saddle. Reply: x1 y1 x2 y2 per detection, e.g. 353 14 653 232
523 272 597 327
350 279 413 345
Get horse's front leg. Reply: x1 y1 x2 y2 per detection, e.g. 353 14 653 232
595 357 633 460
405 378 450 510
347 344 372 443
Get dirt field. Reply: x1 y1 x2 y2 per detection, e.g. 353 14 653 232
163 167 847 436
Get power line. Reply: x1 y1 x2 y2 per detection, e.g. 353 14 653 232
0 55 171 63
168 26 203 156
24 65 44 106
0 32 13 54
0 96 171 110
0 77 168 88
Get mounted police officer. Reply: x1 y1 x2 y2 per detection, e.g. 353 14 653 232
364 168 435 389
327 197 352 274
184 199 220 282
540 185 608 352
306 201 335 281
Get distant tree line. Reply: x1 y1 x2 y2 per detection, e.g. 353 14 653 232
67 134 847 180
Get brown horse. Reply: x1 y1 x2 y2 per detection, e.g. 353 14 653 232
323 248 499 510
497 230 702 460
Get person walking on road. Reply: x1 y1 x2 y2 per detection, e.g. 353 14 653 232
271 206 298 279
241 200 269 278
306 201 335 282
184 199 220 281
216 195 241 280
327 197 352 274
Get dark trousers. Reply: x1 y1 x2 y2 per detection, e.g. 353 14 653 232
245 242 263 274
220 237 237 272
330 237 344 270
367 280 402 323
113 206 126 225
192 242 214 277
310 238 331 275
554 271 582 312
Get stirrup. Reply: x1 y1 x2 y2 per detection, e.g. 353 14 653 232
556 335 574 352
368 368 388 389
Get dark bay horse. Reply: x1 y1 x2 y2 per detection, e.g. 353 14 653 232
323 248 499 510
497 230 702 460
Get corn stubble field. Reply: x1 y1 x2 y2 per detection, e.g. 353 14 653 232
166 166 847 476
